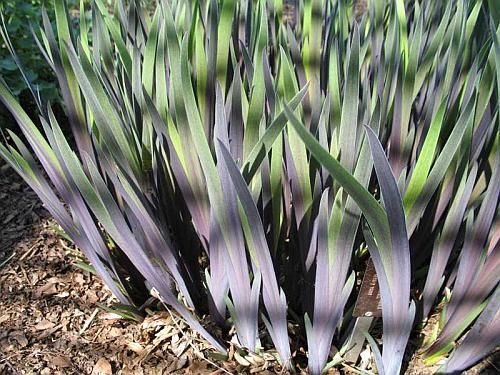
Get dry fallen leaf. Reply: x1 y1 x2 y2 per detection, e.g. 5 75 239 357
92 358 113 375
152 325 174 345
108 327 122 337
165 355 187 372
100 312 122 320
34 319 56 331
172 339 189 357
51 355 71 368
9 331 28 348
73 273 86 284
37 324 61 340
185 359 209 374
36 281 58 296
359 345 372 369
245 352 265 366
234 351 251 366
127 341 145 354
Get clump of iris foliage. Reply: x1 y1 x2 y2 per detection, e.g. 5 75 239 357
0 0 498 374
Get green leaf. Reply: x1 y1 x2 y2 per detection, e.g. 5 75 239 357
406 93 477 234
283 103 390 253
216 0 236 90
403 98 446 214
339 25 360 173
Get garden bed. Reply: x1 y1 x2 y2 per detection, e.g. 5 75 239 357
0 160 220 374
1 159 498 375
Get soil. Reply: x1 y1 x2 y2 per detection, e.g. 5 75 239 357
0 159 498 375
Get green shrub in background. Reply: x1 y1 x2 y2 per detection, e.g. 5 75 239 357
0 0 165 103
0 1 498 374
0 1 64 101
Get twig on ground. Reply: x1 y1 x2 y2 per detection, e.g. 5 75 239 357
164 305 232 375
80 308 99 335
19 241 39 261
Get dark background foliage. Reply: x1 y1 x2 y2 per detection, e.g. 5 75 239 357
0 0 156 104
0 1 71 101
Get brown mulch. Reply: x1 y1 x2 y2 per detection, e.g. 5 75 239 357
0 163 47 267
0 164 206 374
0 159 286 375
0 158 498 375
